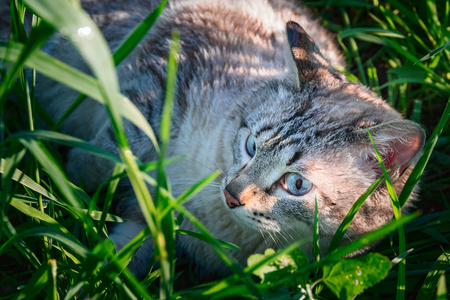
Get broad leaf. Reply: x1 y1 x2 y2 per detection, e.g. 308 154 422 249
248 248 310 284
322 253 391 300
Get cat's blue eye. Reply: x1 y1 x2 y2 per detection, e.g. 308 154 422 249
245 134 256 157
283 173 313 196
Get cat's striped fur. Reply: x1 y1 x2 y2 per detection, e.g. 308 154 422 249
28 0 424 279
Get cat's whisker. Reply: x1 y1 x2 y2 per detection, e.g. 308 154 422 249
267 231 277 248
259 228 269 246
277 231 292 247
282 223 299 243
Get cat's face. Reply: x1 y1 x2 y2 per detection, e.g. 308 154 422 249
221 81 423 246
219 21 424 247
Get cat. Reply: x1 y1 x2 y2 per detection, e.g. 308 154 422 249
30 0 424 279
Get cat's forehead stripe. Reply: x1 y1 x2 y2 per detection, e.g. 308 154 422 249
287 151 302 166
255 123 275 137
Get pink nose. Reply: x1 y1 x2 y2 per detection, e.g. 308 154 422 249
224 189 243 208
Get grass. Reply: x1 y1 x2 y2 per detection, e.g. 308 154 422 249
0 0 449 299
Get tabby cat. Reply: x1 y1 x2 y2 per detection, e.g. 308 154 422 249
35 0 424 278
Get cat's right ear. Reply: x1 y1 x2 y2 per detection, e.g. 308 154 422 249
353 120 425 181
285 21 341 91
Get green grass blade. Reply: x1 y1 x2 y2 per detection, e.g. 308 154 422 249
176 230 240 251
9 1 29 43
96 164 124 234
411 99 423 122
328 175 384 254
166 194 262 297
24 0 119 96
153 30 180 299
113 0 167 66
313 197 320 264
367 59 381 96
366 128 406 300
415 42 450 64
159 170 221 218
272 212 419 288
340 8 367 85
18 139 82 208
378 77 449 93
89 229 155 300
0 227 89 259
3 39 161 246
0 147 26 206
1 159 59 204
390 248 414 270
0 42 159 151
339 28 405 39
9 130 121 163
9 198 72 236
1 217 42 270
416 251 450 300
436 274 448 300
46 259 58 300
54 0 167 131
0 19 54 111
15 260 49 300
399 97 450 207
63 282 85 300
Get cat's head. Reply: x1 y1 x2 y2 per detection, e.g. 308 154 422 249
220 21 425 250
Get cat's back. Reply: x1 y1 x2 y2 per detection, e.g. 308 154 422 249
36 0 344 140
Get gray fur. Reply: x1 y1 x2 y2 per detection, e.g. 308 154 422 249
25 0 425 279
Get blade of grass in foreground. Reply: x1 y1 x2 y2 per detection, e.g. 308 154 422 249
328 174 384 254
163 191 263 298
8 130 121 164
205 213 420 298
95 164 124 235
9 198 73 237
14 260 50 300
399 97 450 207
313 198 320 265
416 251 450 300
367 128 406 300
273 212 420 288
154 30 179 299
18 139 82 209
0 14 54 111
47 259 58 300
0 227 89 259
0 42 157 145
23 0 162 270
159 170 222 218
113 0 167 66
436 274 447 300
415 42 450 64
198 240 309 298
54 0 167 134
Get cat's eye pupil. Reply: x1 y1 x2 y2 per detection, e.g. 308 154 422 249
283 173 313 196
295 178 303 190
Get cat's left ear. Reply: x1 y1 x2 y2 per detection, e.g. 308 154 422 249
353 120 425 180
285 21 342 90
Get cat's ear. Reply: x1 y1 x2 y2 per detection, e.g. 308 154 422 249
285 21 341 90
353 120 425 179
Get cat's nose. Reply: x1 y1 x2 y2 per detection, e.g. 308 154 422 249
224 188 243 208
